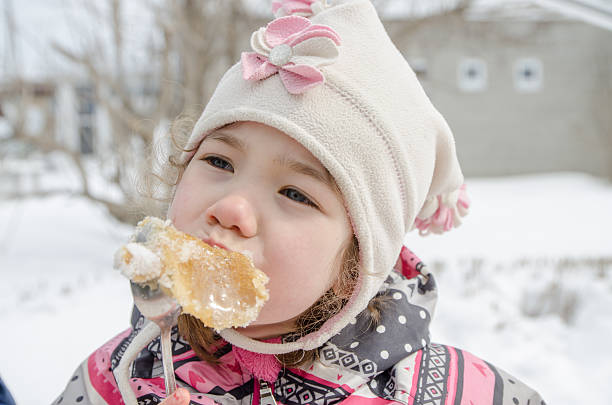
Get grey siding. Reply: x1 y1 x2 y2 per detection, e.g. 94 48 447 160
386 17 612 178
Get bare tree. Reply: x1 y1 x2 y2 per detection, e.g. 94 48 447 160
1 0 266 223
379 0 473 36
1 0 486 224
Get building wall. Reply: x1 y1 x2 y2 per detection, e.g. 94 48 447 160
386 17 612 178
48 11 612 179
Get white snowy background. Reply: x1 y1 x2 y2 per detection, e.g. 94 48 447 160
0 166 611 404
1 0 612 404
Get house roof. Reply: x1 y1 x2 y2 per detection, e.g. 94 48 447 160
533 0 612 30
2 0 610 82
378 0 612 31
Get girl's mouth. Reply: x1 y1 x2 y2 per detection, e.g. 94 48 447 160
202 238 229 251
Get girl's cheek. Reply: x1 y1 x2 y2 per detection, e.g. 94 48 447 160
269 233 329 284
167 193 186 226
169 173 206 225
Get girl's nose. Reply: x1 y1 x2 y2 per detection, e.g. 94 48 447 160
204 194 258 238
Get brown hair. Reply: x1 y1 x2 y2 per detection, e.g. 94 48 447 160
137 117 384 368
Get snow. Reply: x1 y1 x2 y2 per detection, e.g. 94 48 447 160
0 195 132 404
405 172 612 404
0 172 611 404
115 242 162 281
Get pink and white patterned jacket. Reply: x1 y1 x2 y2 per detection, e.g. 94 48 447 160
54 248 545 405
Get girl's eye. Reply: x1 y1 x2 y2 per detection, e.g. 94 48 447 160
280 188 318 208
203 156 234 172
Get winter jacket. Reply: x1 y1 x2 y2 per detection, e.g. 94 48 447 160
54 248 545 405
0 376 16 405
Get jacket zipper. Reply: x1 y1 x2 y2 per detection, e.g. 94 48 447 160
258 379 278 405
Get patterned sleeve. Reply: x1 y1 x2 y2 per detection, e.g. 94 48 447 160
51 327 135 405
51 360 107 405
391 343 546 405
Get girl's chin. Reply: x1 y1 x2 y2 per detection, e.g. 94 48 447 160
235 317 297 340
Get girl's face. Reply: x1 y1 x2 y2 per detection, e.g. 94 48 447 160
168 121 352 339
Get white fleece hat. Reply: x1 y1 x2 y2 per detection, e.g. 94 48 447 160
179 0 470 354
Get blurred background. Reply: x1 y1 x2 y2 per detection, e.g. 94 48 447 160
1 0 611 403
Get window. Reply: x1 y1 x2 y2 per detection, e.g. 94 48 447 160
514 58 543 93
457 58 487 92
79 125 94 155
77 85 96 155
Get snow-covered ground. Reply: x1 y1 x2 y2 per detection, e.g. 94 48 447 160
1 172 611 404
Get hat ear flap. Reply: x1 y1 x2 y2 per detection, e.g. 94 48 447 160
409 109 470 236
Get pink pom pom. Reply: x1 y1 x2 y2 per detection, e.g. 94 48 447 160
414 184 470 235
232 338 282 383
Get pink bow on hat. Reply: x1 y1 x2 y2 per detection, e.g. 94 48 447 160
272 0 330 18
241 15 341 95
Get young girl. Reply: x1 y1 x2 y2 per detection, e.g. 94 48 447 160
56 1 544 404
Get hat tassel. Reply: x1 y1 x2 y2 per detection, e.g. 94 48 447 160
413 184 470 235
